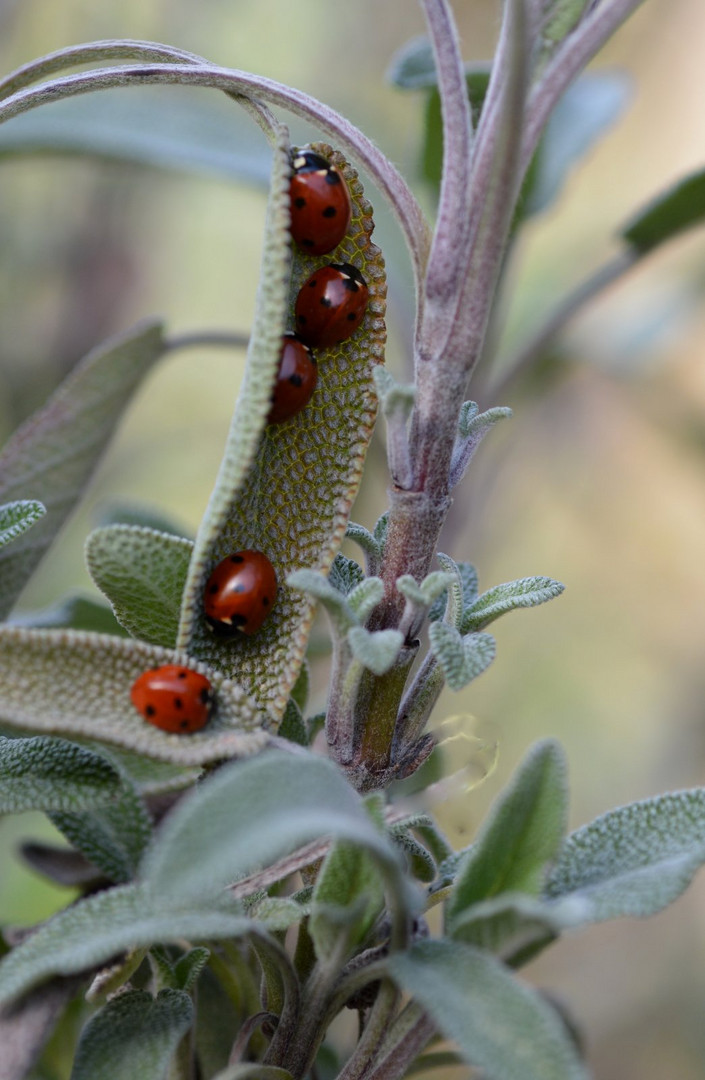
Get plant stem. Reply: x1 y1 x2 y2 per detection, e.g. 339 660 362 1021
336 980 401 1080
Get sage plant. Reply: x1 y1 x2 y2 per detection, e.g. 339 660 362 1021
0 0 704 1077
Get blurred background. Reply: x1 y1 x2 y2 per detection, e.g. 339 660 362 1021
0 0 704 1076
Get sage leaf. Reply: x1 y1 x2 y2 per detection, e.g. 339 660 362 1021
389 940 589 1080
447 740 568 927
461 576 564 633
0 735 121 813
71 988 192 1080
621 166 705 254
545 787 705 921
428 623 495 690
0 321 166 619
0 500 45 549
85 525 193 647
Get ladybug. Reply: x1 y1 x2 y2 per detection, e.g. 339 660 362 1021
268 333 318 424
294 263 369 350
204 550 277 635
289 150 352 255
130 665 213 734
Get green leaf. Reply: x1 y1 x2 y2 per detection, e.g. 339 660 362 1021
428 624 496 690
0 499 45 549
0 88 271 186
310 840 384 960
421 69 491 187
278 698 308 747
347 627 404 676
0 735 121 813
347 577 385 623
0 320 166 619
177 140 386 726
248 894 311 933
448 741 568 927
71 988 193 1080
545 787 705 921
327 554 366 597
9 593 128 636
51 773 152 883
428 559 478 623
396 571 454 610
541 0 591 48
85 525 193 647
344 522 381 566
461 576 565 633
173 947 211 992
388 824 437 883
386 37 438 90
389 940 589 1080
621 167 705 254
0 882 251 1005
0 627 268 765
520 73 630 219
288 569 356 635
448 892 580 968
142 751 407 910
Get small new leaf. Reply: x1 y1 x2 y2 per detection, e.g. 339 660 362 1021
310 840 384 961
0 499 45 549
287 569 356 636
71 988 193 1080
428 559 478 623
347 627 404 676
450 404 512 488
461 576 564 633
396 571 455 609
428 624 496 690
328 554 366 597
347 577 385 623
372 366 416 419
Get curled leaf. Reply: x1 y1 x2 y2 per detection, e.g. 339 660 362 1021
177 140 386 724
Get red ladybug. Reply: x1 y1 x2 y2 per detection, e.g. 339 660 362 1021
130 665 213 734
294 263 369 349
204 550 277 635
289 150 351 255
268 333 318 424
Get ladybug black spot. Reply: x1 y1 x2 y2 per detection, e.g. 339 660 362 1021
180 719 190 730
174 697 183 710
209 583 219 594
177 670 188 678
308 278 319 288
230 555 244 564
302 238 315 248
262 596 270 606
199 688 211 705
320 297 333 308
298 315 307 325
289 373 303 387
294 196 306 208
231 614 248 628
322 206 337 218
347 312 357 321
145 704 156 717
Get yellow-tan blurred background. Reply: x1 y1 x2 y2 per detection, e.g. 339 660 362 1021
1 0 705 1076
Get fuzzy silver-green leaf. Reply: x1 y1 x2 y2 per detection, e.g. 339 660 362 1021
0 735 122 813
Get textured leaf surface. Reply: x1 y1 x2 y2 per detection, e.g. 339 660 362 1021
428 561 478 623
449 892 581 967
310 840 384 960
390 940 589 1080
0 735 121 813
71 988 193 1080
0 500 45 549
0 627 268 764
86 525 193 647
0 321 166 619
347 627 404 675
0 883 251 1005
448 741 568 927
142 751 406 907
621 167 705 253
177 141 386 722
461 576 564 633
428 624 496 690
51 773 152 882
0 88 270 185
545 787 705 921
